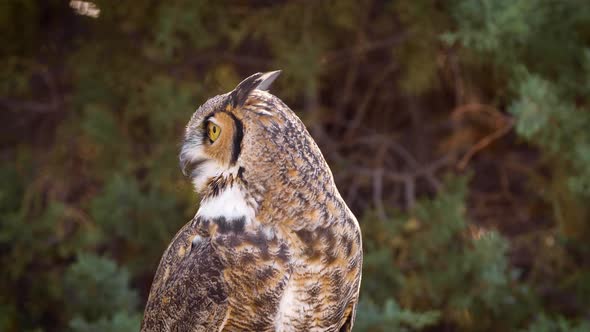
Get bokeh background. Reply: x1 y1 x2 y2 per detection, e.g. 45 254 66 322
2 1 590 331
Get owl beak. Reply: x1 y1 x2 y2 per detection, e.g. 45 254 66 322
180 156 206 178
180 155 191 177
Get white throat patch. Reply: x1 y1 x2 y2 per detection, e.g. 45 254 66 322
197 185 255 221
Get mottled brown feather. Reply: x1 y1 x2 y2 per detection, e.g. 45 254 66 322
141 221 228 332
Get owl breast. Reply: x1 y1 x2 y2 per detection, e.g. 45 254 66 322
193 179 362 332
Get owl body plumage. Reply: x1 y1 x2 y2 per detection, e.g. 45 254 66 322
141 72 362 332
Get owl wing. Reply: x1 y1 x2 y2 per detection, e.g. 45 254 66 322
338 300 358 332
141 221 228 332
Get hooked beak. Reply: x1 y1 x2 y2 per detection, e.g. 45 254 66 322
180 156 206 177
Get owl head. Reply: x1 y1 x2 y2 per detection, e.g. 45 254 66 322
180 71 336 216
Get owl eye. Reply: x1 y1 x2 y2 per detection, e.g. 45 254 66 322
207 122 221 142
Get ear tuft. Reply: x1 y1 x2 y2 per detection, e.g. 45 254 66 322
229 70 281 107
255 70 281 91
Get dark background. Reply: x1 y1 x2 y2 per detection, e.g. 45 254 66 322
2 1 590 331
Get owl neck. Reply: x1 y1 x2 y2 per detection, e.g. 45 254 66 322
196 163 343 232
197 169 257 222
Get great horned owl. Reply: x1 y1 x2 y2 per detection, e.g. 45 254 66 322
141 71 362 332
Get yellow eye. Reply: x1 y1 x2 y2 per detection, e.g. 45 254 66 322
207 122 221 142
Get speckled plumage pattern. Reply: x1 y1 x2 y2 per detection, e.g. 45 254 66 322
141 72 362 332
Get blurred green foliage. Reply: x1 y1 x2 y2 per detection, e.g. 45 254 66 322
64 253 141 331
523 314 590 332
360 176 527 330
1 0 590 331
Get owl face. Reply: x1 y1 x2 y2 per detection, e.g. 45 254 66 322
180 71 281 193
